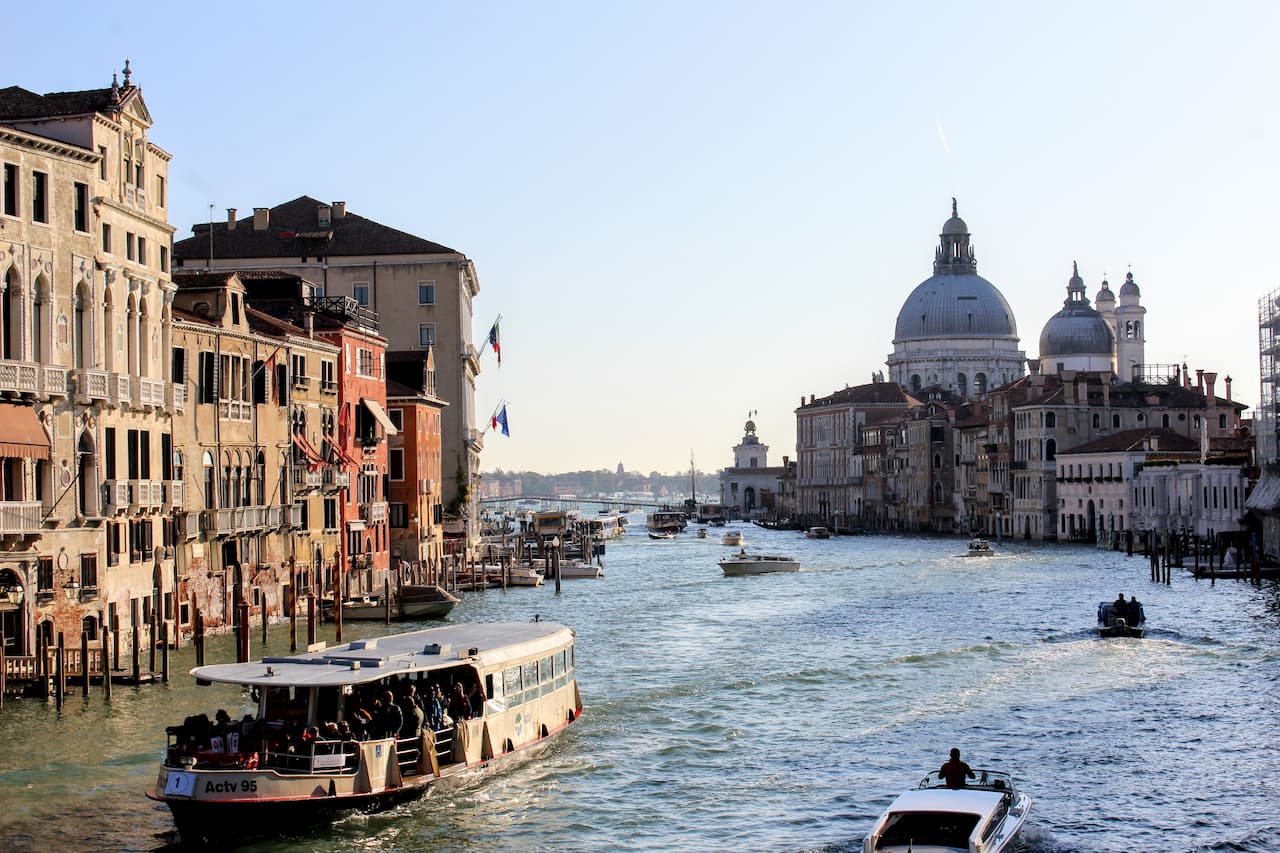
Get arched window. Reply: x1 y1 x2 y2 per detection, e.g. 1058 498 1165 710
1046 439 1057 461
221 452 233 508
255 451 266 505
933 481 943 504
1 266 16 361
1092 413 1101 429
31 276 48 364
1046 412 1057 428
138 296 151 378
101 287 113 373
126 292 138 376
1113 414 1121 429
77 431 97 516
203 451 215 508
975 373 988 396
75 282 92 369
933 453 942 469
1161 414 1170 428
911 374 921 394
957 373 968 398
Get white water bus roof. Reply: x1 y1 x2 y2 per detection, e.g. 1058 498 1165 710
189 621 573 689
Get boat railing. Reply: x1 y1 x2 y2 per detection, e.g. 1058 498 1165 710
917 768 1015 793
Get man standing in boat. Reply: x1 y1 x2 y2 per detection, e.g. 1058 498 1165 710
940 748 976 788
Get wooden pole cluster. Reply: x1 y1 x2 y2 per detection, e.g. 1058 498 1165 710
194 609 206 667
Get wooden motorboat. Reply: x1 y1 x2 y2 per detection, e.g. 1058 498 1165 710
334 585 460 621
805 527 831 539
718 552 799 576
961 537 996 557
863 767 1031 853
721 531 744 546
649 531 677 540
1097 600 1145 637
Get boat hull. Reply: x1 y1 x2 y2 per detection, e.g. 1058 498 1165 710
719 559 799 576
150 724 568 846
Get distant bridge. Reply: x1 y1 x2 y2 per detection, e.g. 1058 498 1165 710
478 496 691 511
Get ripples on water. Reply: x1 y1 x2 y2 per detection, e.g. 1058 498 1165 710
2 523 1280 852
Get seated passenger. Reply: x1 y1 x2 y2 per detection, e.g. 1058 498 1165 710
1127 597 1143 626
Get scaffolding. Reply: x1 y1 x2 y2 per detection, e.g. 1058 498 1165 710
1259 287 1280 464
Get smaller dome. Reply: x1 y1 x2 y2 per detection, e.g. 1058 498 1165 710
1120 271 1140 298
942 215 968 236
1095 280 1114 305
744 419 756 434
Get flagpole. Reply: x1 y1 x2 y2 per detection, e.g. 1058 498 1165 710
485 398 506 433
477 314 502 359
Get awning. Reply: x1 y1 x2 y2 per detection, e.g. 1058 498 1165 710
360 398 398 435
0 403 50 460
323 434 360 467
346 519 366 531
291 433 325 465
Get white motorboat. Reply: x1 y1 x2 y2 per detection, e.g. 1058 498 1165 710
805 526 831 539
863 768 1031 853
695 528 708 538
718 552 799 576
1097 599 1145 638
721 531 744 546
961 538 995 557
330 585 460 621
649 531 677 540
549 560 604 579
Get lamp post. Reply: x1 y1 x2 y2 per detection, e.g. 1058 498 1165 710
549 536 562 594
62 577 80 601
4 584 22 606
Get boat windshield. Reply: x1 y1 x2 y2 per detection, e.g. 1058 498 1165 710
875 811 980 849
918 768 1014 792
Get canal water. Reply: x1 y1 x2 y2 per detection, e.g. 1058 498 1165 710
2 518 1279 852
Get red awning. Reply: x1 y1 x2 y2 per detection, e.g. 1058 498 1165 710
291 433 325 466
323 434 360 467
0 403 49 460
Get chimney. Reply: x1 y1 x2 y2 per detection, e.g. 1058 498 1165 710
332 201 346 220
318 205 331 228
1182 362 1191 388
1203 371 1217 403
226 208 237 229
1225 375 1233 401
1196 369 1204 393
253 207 270 231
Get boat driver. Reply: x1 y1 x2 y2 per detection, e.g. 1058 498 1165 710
940 748 976 788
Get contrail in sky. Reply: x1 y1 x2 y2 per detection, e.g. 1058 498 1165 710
936 118 951 156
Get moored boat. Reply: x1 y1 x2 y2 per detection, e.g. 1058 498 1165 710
331 585 461 621
146 621 582 846
718 552 799 576
863 767 1031 853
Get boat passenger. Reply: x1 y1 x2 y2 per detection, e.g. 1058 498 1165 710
1127 596 1143 626
448 683 470 723
940 747 976 789
400 688 425 738
379 690 404 740
428 685 447 730
467 682 486 718
1112 593 1127 617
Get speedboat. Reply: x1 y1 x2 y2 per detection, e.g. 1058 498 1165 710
695 528 708 539
718 553 799 576
1097 600 1145 637
649 531 677 540
961 538 995 557
721 531 744 546
805 526 831 539
863 768 1031 853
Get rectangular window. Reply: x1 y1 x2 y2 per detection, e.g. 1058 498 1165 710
104 427 116 480
140 431 151 479
126 232 135 261
32 171 48 223
388 408 403 432
418 282 435 305
353 283 370 306
418 324 435 348
324 498 338 530
161 433 172 481
2 163 17 216
390 448 404 481
38 556 54 593
127 429 140 480
159 245 169 273
156 174 166 207
101 222 112 253
137 236 147 266
356 348 375 377
74 182 89 232
198 351 216 403
80 553 98 590
98 145 108 180
172 346 185 384
389 502 408 528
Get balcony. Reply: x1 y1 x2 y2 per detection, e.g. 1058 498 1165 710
109 373 132 407
180 512 200 539
130 377 165 409
73 368 110 402
0 359 68 399
203 505 276 536
360 501 388 524
292 374 311 388
0 501 42 535
165 480 184 509
130 479 164 509
218 399 252 422
323 468 350 491
102 480 130 514
464 427 485 451
283 504 304 529
292 465 322 492
169 382 187 414
320 379 338 395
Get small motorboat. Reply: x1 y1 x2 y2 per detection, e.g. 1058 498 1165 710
695 528 708 538
649 531 677 540
805 526 831 539
863 767 1031 853
718 552 799 576
1097 600 1145 637
721 531 744 546
961 537 995 557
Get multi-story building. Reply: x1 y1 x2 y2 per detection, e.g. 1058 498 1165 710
0 66 177 661
718 418 786 518
386 350 447 579
172 198 482 542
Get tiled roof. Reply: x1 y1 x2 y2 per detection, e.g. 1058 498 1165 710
0 85 124 120
174 196 457 261
1058 427 1199 455
799 382 920 411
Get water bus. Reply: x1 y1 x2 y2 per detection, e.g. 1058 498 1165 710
585 514 626 540
645 509 687 534
147 621 582 845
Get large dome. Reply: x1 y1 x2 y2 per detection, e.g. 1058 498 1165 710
1038 263 1114 357
894 273 1019 341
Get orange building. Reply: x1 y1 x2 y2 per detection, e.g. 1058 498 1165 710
386 350 447 580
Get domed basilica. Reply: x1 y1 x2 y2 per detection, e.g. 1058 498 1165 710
1037 265 1146 380
887 201 1026 397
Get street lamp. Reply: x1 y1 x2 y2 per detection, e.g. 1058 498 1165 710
63 576 80 601
4 583 22 605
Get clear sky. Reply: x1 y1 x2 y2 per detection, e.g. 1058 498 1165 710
8 2 1278 475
